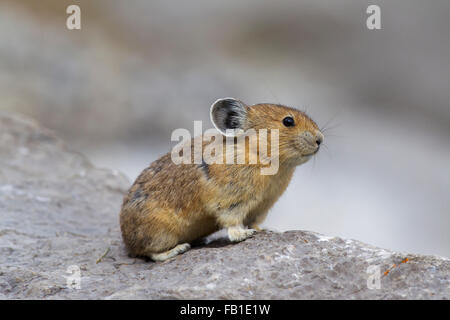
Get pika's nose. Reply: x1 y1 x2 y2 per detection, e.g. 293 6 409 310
315 132 324 147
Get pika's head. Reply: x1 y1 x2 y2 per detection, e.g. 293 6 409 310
210 98 324 165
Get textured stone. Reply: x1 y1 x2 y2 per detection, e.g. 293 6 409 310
0 112 448 299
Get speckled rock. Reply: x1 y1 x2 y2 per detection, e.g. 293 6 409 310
0 112 449 299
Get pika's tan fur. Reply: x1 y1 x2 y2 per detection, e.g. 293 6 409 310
120 99 324 261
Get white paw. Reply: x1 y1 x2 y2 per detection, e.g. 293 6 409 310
175 243 191 254
150 243 191 262
228 226 256 242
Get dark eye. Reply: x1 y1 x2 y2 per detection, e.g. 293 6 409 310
282 116 295 127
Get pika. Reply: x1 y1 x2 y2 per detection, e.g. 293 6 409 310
120 98 324 261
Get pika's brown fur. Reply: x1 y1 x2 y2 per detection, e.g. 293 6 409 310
120 98 324 261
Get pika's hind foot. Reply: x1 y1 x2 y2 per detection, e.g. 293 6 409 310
150 243 191 262
250 225 263 231
228 225 256 242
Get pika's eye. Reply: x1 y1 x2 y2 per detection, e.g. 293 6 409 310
282 116 295 127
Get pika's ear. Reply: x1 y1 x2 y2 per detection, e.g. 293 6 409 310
210 98 247 136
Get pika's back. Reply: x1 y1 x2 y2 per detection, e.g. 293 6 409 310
122 152 203 212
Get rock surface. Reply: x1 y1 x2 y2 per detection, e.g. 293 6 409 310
0 112 449 300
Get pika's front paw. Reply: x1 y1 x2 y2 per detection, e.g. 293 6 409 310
175 243 191 254
228 226 256 242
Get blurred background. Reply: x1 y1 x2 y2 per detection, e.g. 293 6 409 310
0 0 449 256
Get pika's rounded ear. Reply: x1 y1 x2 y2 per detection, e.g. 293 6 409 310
210 98 247 136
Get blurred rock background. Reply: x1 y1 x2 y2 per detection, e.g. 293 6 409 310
0 0 449 256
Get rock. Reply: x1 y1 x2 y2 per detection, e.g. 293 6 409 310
0 111 449 299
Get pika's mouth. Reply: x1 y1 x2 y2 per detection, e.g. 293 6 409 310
299 134 322 157
303 144 321 156
293 143 320 157
303 148 319 157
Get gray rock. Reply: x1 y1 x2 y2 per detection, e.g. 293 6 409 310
0 112 448 299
